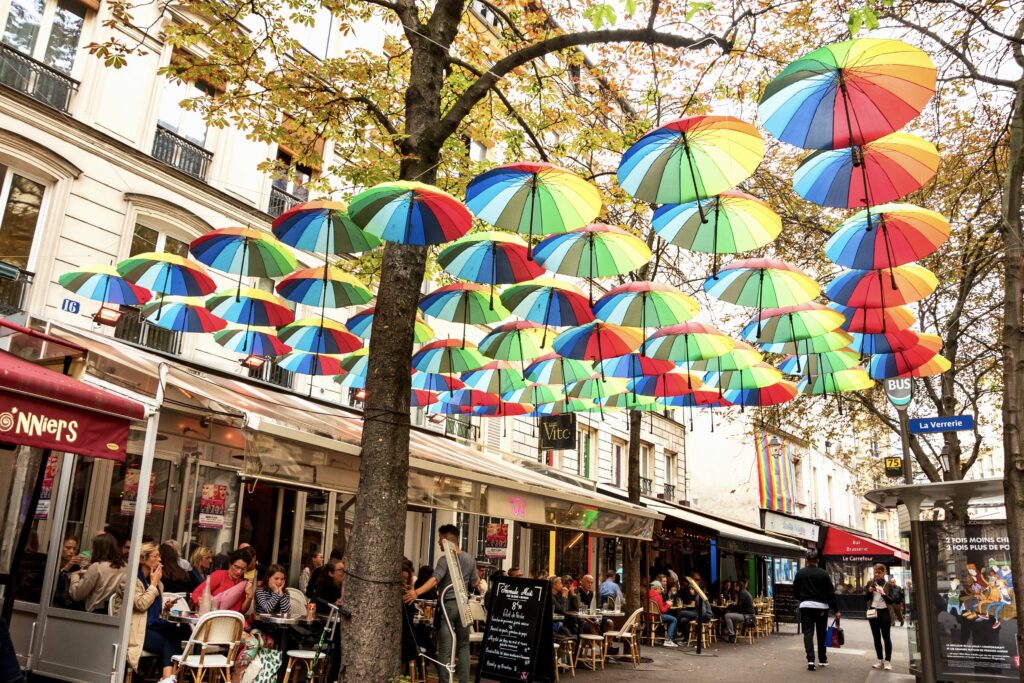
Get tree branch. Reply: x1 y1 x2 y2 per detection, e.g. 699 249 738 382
890 14 1017 88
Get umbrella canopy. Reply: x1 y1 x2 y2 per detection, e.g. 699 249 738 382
438 388 500 410
798 368 875 394
472 402 533 417
437 232 544 299
900 352 951 378
276 351 346 376
686 339 762 373
346 306 434 344
651 190 781 277
597 353 676 380
758 38 936 150
464 162 602 255
214 325 291 357
867 334 943 379
758 330 854 355
829 302 916 334
523 354 594 385
339 348 369 375
592 282 700 344
419 282 510 344
617 116 764 207
723 381 799 406
598 394 663 411
411 339 486 374
411 371 465 392
849 329 921 355
566 375 628 401
271 200 382 255
825 203 950 269
206 288 295 327
779 349 862 377
629 371 704 397
552 322 644 369
740 303 845 344
659 391 733 408
500 277 595 343
59 264 152 306
825 265 938 308
189 227 297 279
348 181 472 246
277 318 362 355
276 266 374 309
793 132 940 208
410 390 440 408
644 322 735 363
503 383 564 405
705 364 783 391
461 360 528 395
478 321 550 361
705 258 820 335
140 296 226 333
528 399 598 416
533 224 651 303
116 252 216 297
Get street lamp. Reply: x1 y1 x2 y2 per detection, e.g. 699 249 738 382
768 434 783 459
940 443 951 473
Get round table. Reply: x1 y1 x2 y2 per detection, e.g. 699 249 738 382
253 613 321 652
166 611 200 627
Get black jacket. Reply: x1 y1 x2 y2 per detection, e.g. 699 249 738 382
864 579 896 607
793 565 838 612
735 589 756 615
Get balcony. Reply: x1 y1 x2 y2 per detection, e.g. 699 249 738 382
152 125 212 180
0 43 78 113
268 185 304 218
248 359 293 389
0 264 32 315
113 306 180 355
663 483 676 501
640 477 652 495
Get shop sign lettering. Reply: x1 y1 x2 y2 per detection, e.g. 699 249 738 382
538 414 576 450
0 405 81 444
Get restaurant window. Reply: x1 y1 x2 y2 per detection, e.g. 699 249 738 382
2 0 87 74
2 446 51 603
184 465 239 565
330 496 355 558
0 165 46 270
473 515 503 561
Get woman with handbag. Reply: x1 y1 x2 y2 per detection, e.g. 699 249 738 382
866 564 894 670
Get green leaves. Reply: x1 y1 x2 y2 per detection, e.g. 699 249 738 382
583 3 617 29
685 1 714 22
847 6 879 36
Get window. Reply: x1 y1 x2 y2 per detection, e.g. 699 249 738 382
576 426 594 478
664 451 677 499
291 6 333 60
608 438 624 488
468 139 488 163
876 519 887 543
2 0 86 74
114 223 187 353
272 147 313 202
128 222 189 258
157 75 216 148
0 165 45 269
639 443 652 495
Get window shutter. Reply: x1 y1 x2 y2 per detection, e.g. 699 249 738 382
483 419 503 451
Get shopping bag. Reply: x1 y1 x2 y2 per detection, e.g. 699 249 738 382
826 618 844 648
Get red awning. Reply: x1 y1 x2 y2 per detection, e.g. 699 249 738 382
822 527 910 562
0 350 145 460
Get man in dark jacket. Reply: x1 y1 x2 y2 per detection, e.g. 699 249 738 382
793 553 840 671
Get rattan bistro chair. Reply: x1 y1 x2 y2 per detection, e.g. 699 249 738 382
171 610 245 683
643 599 666 646
603 608 643 668
283 604 342 683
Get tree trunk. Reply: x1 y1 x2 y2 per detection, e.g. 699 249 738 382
1001 79 1024 683
624 409 644 612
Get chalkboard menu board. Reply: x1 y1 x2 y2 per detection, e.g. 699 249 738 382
773 582 799 624
475 577 554 683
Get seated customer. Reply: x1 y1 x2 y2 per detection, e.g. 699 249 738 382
120 542 182 683
254 564 290 615
158 541 196 594
648 581 678 647
723 579 756 642
312 558 345 614
599 570 624 608
68 533 125 613
550 576 576 636
191 549 254 614
571 574 612 634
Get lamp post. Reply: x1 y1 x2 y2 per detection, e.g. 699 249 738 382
768 434 783 459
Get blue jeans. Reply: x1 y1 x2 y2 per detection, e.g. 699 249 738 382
437 598 470 683
661 613 677 640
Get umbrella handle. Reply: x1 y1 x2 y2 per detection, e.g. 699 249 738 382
711 198 721 279
681 133 708 223
527 176 537 260
236 238 249 301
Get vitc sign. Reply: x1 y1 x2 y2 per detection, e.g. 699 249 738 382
0 389 128 460
909 415 975 434
762 510 820 542
538 414 576 450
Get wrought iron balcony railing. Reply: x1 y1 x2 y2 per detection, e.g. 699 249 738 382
113 306 181 355
640 477 653 495
248 359 293 389
268 185 304 218
0 264 33 316
663 483 676 501
151 125 213 180
0 43 78 113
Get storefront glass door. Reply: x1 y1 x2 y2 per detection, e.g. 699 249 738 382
182 464 240 563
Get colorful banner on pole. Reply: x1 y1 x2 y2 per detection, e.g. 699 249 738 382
754 429 797 515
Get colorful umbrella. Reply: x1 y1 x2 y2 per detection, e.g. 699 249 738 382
116 252 216 297
617 116 765 213
140 296 226 333
500 277 595 344
205 288 295 327
473 402 533 417
596 353 676 380
593 281 699 354
478 321 550 361
829 302 916 334
798 368 874 394
849 329 921 355
59 264 152 306
271 200 382 255
598 394 664 411
464 162 602 257
793 133 940 208
411 371 465 392
348 181 472 246
528 399 596 416
825 203 950 270
723 381 799 407
411 339 486 374
461 360 527 395
759 330 854 356
419 282 510 345
189 228 298 286
825 265 937 308
705 364 783 392
566 375 628 401
659 391 732 408
704 258 820 335
900 352 951 378
552 322 644 377
411 389 440 408
533 224 652 303
651 190 781 277
629 371 704 397
276 351 346 376
276 266 374 309
758 38 936 150
503 383 564 406
779 349 862 377
277 318 362 355
437 232 544 306
685 339 762 373
644 322 736 365
438 388 500 411
868 334 943 379
338 348 369 376
346 306 434 344
523 354 594 386
740 303 845 345
213 325 291 357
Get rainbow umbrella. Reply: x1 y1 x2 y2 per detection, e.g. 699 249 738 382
533 224 651 304
503 383 564 406
597 353 676 380
411 371 465 392
617 116 765 216
779 349 862 377
825 203 950 270
276 266 374 309
271 200 382 255
348 181 472 246
276 351 346 376
868 334 943 379
411 339 486 374
629 371 704 397
473 402 532 417
705 364 783 392
464 162 602 257
599 394 663 411
552 322 643 378
528 399 597 416
336 372 367 390
339 348 369 375
798 368 874 394
478 321 549 361
411 390 440 408
419 282 510 346
900 353 951 378
461 360 527 395
437 232 544 306
651 190 781 277
140 296 226 333
277 317 362 355
793 133 940 208
566 376 628 406
189 228 298 289
523 354 594 386
346 306 434 344
849 329 921 355
758 38 936 150
214 325 291 356
723 381 799 407
438 388 500 411
644 322 735 367
59 264 152 306
740 303 845 345
825 265 937 308
829 302 916 334
500 278 594 344
686 339 762 374
116 252 216 297
759 330 854 356
593 281 699 354
660 391 732 408
705 258 820 336
206 288 295 327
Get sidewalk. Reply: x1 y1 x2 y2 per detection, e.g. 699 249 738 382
579 618 914 683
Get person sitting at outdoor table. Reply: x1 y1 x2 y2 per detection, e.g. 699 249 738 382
237 544 258 582
414 565 438 600
120 542 183 683
723 579 756 642
313 558 345 614
159 541 197 594
599 569 624 608
191 549 254 614
550 576 576 635
716 579 735 604
189 546 213 588
572 575 613 634
648 581 679 646
305 548 342 599
299 552 323 594
68 533 125 613
254 564 290 615
474 563 490 598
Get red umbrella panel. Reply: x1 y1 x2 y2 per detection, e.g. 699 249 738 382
829 302 916 334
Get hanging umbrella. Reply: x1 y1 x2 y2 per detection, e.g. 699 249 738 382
825 203 950 269
464 162 602 257
552 321 644 378
644 322 735 367
523 354 594 386
271 200 382 255
500 277 595 344
900 353 951 378
411 390 441 408
419 282 510 346
438 388 500 411
59 264 152 307
660 391 732 408
478 321 549 361
685 339 762 374
346 306 434 344
793 132 940 208
723 381 799 407
411 371 465 392
628 371 704 398
411 339 486 374
277 318 362 355
599 394 664 411
503 383 564 406
206 288 295 327
759 330 854 356
651 190 781 278
617 116 765 213
528 399 597 416
798 369 874 394
336 372 367 390
533 224 652 303
779 349 862 377
437 231 544 307
338 348 369 376
140 296 226 333
704 258 820 336
829 302 916 334
461 360 527 395
213 325 291 356
849 330 921 355
116 252 216 297
276 351 346 376
348 181 472 246
473 402 533 417
740 302 845 345
566 375 628 402
596 353 676 380
868 334 944 379
825 265 937 309
758 38 936 150
189 228 298 290
705 364 784 392
276 266 374 309
593 281 699 354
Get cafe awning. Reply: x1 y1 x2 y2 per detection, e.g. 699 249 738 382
645 499 807 558
822 526 910 563
0 349 145 460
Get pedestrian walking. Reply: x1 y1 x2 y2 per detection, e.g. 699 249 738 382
886 577 905 626
793 553 840 671
867 564 895 670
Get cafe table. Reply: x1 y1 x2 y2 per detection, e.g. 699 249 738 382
253 613 321 653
